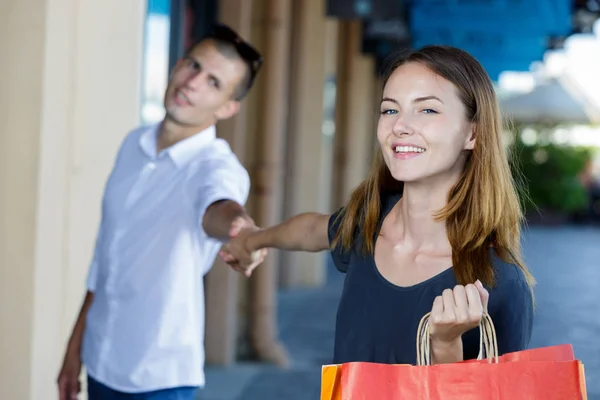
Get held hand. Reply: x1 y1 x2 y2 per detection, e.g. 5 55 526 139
57 347 82 400
228 215 254 238
429 280 489 343
219 217 267 277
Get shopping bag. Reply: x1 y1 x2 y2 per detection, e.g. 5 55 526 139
321 364 342 400
321 312 587 400
461 343 575 364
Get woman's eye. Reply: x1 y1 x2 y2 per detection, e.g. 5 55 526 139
381 109 397 115
422 108 438 114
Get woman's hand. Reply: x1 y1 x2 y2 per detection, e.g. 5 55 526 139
219 218 266 277
219 212 331 276
428 280 489 364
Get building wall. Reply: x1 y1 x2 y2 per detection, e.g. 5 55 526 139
0 1 145 398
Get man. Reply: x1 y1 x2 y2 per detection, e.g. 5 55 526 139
57 24 265 400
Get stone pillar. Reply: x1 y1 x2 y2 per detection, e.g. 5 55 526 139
331 21 377 209
320 18 340 213
246 0 292 366
278 0 333 288
203 0 254 366
0 1 144 399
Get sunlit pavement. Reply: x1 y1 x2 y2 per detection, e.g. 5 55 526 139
198 226 600 400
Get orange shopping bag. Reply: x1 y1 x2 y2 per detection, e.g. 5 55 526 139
321 313 587 400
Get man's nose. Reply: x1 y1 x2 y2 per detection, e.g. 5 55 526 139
184 70 205 90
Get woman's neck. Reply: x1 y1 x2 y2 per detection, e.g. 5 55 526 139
393 178 458 253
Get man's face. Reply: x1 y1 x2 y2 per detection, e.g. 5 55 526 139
163 39 247 128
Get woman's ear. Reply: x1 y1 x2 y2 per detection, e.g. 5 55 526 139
464 123 476 150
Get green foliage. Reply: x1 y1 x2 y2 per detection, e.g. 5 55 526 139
510 131 594 214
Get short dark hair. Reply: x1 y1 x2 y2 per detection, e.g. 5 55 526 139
188 24 263 101
213 39 253 100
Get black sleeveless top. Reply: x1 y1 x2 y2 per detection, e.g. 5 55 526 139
328 193 533 365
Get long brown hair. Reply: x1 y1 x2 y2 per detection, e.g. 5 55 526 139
332 45 534 289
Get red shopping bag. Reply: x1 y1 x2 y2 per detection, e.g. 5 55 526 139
337 360 586 399
461 343 575 364
321 313 587 400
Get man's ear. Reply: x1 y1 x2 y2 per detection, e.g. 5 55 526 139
215 100 240 121
464 123 476 150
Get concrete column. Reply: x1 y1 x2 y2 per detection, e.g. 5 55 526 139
246 0 292 366
203 0 254 366
278 0 333 288
331 21 377 209
320 19 340 214
0 1 144 399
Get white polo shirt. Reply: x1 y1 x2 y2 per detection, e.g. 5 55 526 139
81 124 250 393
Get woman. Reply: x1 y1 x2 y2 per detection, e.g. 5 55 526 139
221 45 535 365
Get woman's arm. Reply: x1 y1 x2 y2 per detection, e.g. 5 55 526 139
248 212 331 253
220 212 331 268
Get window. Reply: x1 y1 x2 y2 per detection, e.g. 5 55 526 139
140 0 171 125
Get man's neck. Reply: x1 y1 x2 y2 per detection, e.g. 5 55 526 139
157 118 213 152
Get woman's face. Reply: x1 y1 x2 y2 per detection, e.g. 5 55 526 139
377 62 475 185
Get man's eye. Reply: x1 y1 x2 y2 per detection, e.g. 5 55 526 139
186 59 199 71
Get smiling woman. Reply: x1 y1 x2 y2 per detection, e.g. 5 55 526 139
220 45 535 368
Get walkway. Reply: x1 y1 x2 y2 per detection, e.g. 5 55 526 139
198 226 600 400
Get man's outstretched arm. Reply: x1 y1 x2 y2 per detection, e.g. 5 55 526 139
202 199 255 242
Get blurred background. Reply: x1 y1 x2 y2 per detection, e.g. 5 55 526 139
1 0 599 399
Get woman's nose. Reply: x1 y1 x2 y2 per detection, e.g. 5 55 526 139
392 113 414 136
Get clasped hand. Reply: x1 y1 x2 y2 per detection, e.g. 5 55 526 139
219 217 266 277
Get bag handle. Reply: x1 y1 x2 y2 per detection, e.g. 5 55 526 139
416 312 499 366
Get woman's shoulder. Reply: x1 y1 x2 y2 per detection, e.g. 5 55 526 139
487 248 534 312
327 191 402 273
489 249 531 286
328 191 402 234
486 249 534 353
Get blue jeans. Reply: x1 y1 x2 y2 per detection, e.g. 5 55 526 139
88 376 199 400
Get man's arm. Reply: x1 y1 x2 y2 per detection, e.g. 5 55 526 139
65 291 94 355
202 199 254 242
197 155 252 242
57 291 94 400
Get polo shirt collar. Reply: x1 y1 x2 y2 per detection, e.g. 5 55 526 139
139 124 217 168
